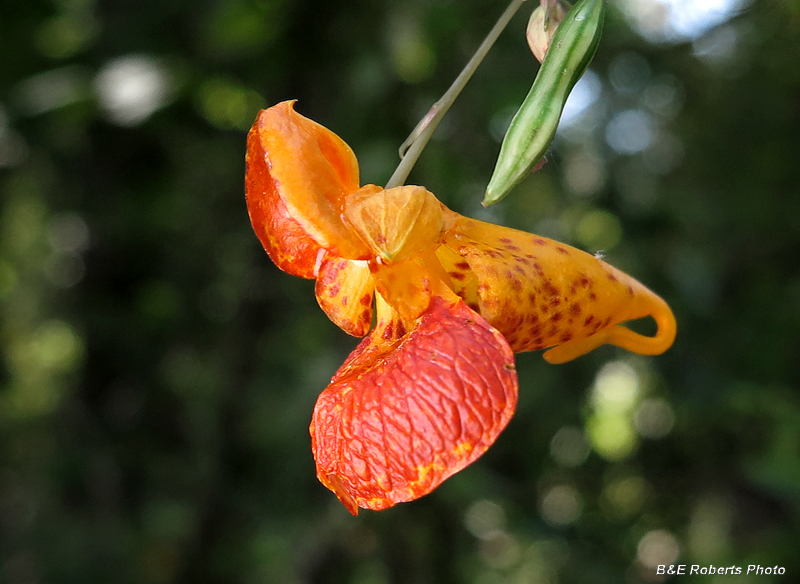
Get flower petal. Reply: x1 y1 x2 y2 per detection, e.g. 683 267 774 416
444 216 676 361
245 101 369 269
310 295 518 514
315 255 374 337
342 185 446 262
245 121 321 278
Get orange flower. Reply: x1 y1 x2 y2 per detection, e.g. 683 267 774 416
245 101 676 515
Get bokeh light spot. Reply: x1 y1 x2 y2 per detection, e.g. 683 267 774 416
197 78 264 131
540 485 583 526
388 15 436 84
634 398 675 438
550 426 591 467
606 109 655 155
560 69 602 127
637 529 680 568
576 209 622 252
592 361 641 412
94 55 172 126
601 474 649 520
464 499 506 539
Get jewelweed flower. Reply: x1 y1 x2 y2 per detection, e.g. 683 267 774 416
245 101 676 515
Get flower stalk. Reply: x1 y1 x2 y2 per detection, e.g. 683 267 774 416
386 0 528 189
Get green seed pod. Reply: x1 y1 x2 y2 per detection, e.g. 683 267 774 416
484 0 605 206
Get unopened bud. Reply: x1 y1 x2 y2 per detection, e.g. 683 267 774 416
527 0 570 62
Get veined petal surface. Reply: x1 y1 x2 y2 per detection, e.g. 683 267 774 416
310 296 518 514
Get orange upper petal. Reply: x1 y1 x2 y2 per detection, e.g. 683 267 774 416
443 216 676 361
245 101 370 272
315 255 374 337
245 120 321 278
309 294 518 514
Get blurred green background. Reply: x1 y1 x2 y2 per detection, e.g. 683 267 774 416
1 0 799 582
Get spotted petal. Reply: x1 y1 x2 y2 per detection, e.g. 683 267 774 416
310 295 518 514
443 216 677 363
315 255 374 337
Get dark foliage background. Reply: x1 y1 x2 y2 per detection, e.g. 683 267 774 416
1 0 799 582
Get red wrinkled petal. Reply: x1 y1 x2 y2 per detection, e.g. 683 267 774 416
310 296 518 514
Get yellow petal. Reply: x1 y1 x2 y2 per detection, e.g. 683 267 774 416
369 257 433 328
343 185 446 263
443 216 676 361
315 255 374 337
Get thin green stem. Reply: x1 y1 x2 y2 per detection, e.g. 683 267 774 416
385 0 528 189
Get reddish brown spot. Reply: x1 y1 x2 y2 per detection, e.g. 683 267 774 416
604 317 612 327
589 292 598 301
382 322 395 340
606 273 618 282
478 282 491 292
627 285 635 296
559 332 573 343
551 312 563 322
547 326 560 337
485 249 504 259
550 297 562 307
527 314 540 324
534 238 547 246
541 304 550 314
528 292 537 304
341 296 349 307
328 284 340 298
375 233 387 245
360 294 372 306
579 276 591 288
531 325 542 336
395 320 407 337
556 246 570 255
543 281 559 296
499 237 513 244
455 261 470 270
569 303 582 316
361 309 371 322
513 266 526 275
515 256 530 265
584 314 595 326
448 271 467 281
